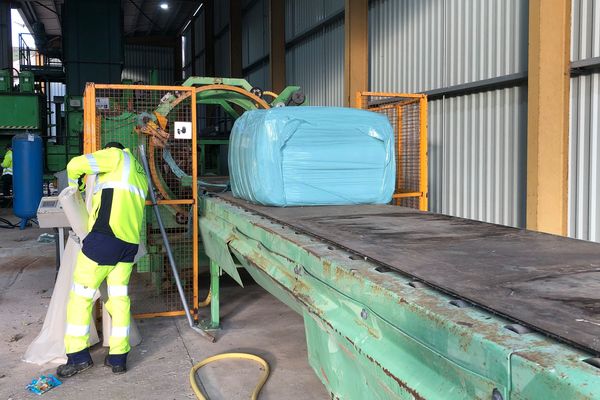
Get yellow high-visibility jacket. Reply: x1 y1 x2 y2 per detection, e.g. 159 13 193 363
67 148 148 244
1 149 12 175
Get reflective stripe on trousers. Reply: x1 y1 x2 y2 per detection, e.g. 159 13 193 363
65 251 133 355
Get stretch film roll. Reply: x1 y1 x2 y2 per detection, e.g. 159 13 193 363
58 186 89 240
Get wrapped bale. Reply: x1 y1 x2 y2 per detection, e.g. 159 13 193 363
229 107 396 206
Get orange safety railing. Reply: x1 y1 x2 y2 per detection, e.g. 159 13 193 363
356 92 428 211
83 83 200 319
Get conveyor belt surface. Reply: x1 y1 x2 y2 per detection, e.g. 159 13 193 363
218 193 600 355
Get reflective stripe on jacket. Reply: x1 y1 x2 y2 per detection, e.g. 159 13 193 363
1 150 12 175
67 148 148 244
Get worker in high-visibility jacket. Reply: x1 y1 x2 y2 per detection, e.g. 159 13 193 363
1 144 12 203
57 142 148 378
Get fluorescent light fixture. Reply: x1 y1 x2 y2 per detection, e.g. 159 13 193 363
192 3 204 17
160 2 169 10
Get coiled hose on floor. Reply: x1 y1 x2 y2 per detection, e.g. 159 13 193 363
190 353 270 400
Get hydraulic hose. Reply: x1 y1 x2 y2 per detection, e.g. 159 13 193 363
190 353 270 400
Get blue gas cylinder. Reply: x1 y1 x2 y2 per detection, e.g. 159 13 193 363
12 133 43 228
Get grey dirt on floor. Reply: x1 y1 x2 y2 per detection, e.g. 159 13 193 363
0 209 329 400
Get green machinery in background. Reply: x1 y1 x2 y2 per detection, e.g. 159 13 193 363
45 71 162 174
0 70 44 158
0 68 80 175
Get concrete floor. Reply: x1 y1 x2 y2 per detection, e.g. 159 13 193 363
0 210 328 400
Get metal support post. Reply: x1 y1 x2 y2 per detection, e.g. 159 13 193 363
209 259 220 329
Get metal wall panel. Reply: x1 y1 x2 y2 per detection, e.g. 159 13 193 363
571 0 600 61
215 30 231 77
122 44 175 84
569 0 600 242
369 0 444 93
242 0 269 68
569 73 600 241
214 0 230 34
430 87 527 227
286 18 344 106
370 0 528 228
195 53 206 76
285 0 344 40
213 1 231 78
194 10 206 56
370 0 528 92
246 62 269 90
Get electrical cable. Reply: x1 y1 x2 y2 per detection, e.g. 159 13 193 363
189 353 270 400
0 217 17 229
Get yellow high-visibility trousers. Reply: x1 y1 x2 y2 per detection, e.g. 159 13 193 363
65 252 133 355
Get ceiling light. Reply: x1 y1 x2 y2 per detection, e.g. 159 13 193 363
160 3 169 10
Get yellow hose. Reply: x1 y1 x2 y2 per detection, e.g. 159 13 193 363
198 290 211 307
190 353 270 400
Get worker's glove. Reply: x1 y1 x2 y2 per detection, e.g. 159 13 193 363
77 176 86 192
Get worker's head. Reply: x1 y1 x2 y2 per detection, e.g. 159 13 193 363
5 143 11 150
104 142 125 150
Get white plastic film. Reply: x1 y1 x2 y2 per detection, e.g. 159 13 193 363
58 186 89 240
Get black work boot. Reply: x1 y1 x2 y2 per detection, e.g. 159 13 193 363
104 353 128 374
57 348 94 378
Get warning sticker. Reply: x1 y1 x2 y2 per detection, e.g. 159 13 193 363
96 97 110 110
174 121 192 140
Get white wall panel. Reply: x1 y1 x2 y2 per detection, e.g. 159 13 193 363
285 0 343 40
571 0 600 61
286 18 343 106
370 0 528 93
431 87 527 227
370 0 528 227
569 73 600 241
569 1 600 242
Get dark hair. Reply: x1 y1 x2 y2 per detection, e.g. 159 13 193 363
104 142 125 150
5 143 11 149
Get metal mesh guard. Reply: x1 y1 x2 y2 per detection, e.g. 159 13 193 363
358 93 427 210
86 85 198 317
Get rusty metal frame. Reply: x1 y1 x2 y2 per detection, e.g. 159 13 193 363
201 195 600 400
83 83 199 319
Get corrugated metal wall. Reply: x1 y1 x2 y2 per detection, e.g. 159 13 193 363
194 10 206 76
370 0 528 228
285 0 344 106
569 0 600 241
122 44 175 84
430 88 527 226
242 0 269 89
214 0 231 77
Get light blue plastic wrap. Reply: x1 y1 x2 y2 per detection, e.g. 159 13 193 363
229 106 396 206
